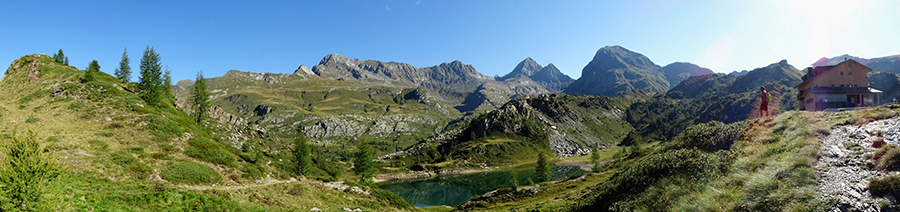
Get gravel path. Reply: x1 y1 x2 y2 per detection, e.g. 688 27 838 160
817 117 900 211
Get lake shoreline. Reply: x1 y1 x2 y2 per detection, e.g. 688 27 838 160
373 167 497 183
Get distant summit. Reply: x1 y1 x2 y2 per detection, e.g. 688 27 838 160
496 58 574 92
662 62 714 90
812 54 900 74
564 45 668 96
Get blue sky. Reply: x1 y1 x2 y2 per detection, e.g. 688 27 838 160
2 0 899 82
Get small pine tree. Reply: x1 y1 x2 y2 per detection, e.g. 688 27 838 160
114 47 132 83
52 49 68 65
353 136 377 183
536 153 552 182
295 131 312 177
591 146 601 172
0 131 60 211
83 60 100 82
629 137 645 158
191 70 210 124
139 46 163 105
163 65 173 100
509 171 519 188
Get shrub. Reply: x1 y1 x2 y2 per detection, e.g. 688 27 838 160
185 137 238 166
0 131 60 212
111 151 150 179
241 164 266 180
143 114 184 142
870 175 900 196
88 139 109 149
161 161 222 185
874 145 900 171
95 131 115 137
25 117 40 123
665 121 745 152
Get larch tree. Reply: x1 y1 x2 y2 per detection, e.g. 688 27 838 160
52 49 68 65
191 70 210 124
114 48 131 83
536 153 552 182
0 131 60 211
163 65 173 101
84 60 100 82
295 131 311 177
138 46 163 105
353 136 377 183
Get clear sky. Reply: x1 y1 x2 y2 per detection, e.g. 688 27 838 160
2 0 899 82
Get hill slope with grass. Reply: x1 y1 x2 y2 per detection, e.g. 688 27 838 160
0 54 411 211
456 104 900 211
386 92 651 171
626 60 803 142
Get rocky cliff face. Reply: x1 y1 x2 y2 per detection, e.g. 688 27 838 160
311 54 493 104
564 45 669 96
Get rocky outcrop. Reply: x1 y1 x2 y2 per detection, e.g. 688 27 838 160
27 59 39 84
294 64 314 75
300 114 438 141
468 93 630 157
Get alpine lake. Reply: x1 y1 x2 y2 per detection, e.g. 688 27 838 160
377 166 587 207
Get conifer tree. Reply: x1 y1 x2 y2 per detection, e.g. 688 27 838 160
114 48 131 83
591 146 601 172
83 60 100 82
536 153 552 182
191 70 210 124
163 65 173 100
52 49 68 65
353 136 377 183
0 131 60 211
295 131 311 177
139 46 163 105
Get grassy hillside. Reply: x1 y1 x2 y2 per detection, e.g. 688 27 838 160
174 69 461 182
0 54 410 211
458 105 900 211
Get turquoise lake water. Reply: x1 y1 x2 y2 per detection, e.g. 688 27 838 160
377 166 585 207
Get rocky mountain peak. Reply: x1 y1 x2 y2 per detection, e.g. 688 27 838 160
319 54 350 65
294 64 314 75
564 45 667 96
497 57 544 81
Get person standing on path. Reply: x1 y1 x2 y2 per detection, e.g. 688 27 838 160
760 86 770 117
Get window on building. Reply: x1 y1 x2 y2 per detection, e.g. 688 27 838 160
841 71 844 75
831 84 835 87
849 71 852 75
841 84 845 87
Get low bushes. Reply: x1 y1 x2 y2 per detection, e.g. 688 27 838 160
161 161 222 185
664 121 745 152
185 137 239 166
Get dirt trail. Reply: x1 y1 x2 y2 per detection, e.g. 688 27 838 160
816 116 900 211
177 178 295 191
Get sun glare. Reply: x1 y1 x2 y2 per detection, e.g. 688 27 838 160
781 0 867 61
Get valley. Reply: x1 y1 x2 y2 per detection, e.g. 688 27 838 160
3 45 900 211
